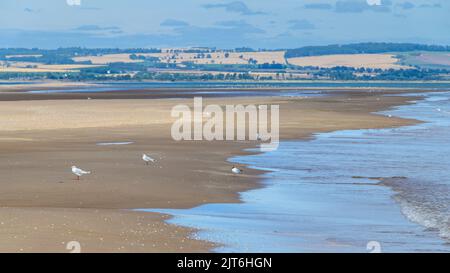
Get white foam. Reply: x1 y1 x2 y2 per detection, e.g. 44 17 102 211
96 142 134 146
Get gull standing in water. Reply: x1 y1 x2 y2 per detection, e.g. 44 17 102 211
142 154 156 165
72 166 91 181
231 166 243 174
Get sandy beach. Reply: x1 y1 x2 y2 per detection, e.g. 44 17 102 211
0 85 420 252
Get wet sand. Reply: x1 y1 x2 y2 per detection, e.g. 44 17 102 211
0 85 421 252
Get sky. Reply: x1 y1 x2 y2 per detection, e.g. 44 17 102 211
0 0 448 49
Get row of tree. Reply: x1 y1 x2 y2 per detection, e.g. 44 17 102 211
285 43 450 58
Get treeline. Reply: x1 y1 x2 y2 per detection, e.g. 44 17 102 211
0 47 161 57
0 47 265 61
1 68 447 82
0 47 161 65
5 54 81 65
134 72 255 81
0 71 256 81
309 66 449 81
285 43 450 58
182 62 286 72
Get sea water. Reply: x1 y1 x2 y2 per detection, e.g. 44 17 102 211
141 91 450 253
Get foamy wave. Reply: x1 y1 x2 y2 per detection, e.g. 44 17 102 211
384 178 450 242
383 181 450 242
396 197 450 241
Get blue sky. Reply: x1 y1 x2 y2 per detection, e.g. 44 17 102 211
0 0 448 48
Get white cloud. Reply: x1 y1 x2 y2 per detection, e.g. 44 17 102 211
367 0 381 6
66 0 81 6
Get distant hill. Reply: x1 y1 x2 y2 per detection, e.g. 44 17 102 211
285 43 450 58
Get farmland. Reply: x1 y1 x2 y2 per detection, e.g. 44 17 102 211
0 43 449 81
287 54 410 70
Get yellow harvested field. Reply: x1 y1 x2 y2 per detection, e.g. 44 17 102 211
143 51 287 65
72 54 143 64
0 61 101 73
70 51 287 65
287 54 411 69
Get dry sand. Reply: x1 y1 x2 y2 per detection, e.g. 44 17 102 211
0 87 420 252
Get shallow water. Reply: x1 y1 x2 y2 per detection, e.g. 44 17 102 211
100 81 450 89
27 87 326 99
140 91 450 253
25 81 450 94
96 141 134 146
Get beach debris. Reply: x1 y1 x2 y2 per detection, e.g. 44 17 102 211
72 166 91 180
231 166 243 174
143 154 156 165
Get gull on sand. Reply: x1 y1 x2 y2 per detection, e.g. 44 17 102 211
143 154 156 165
232 166 243 174
72 166 91 180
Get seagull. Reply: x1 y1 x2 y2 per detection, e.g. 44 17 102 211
256 133 263 141
142 154 156 165
231 166 243 175
72 166 91 180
